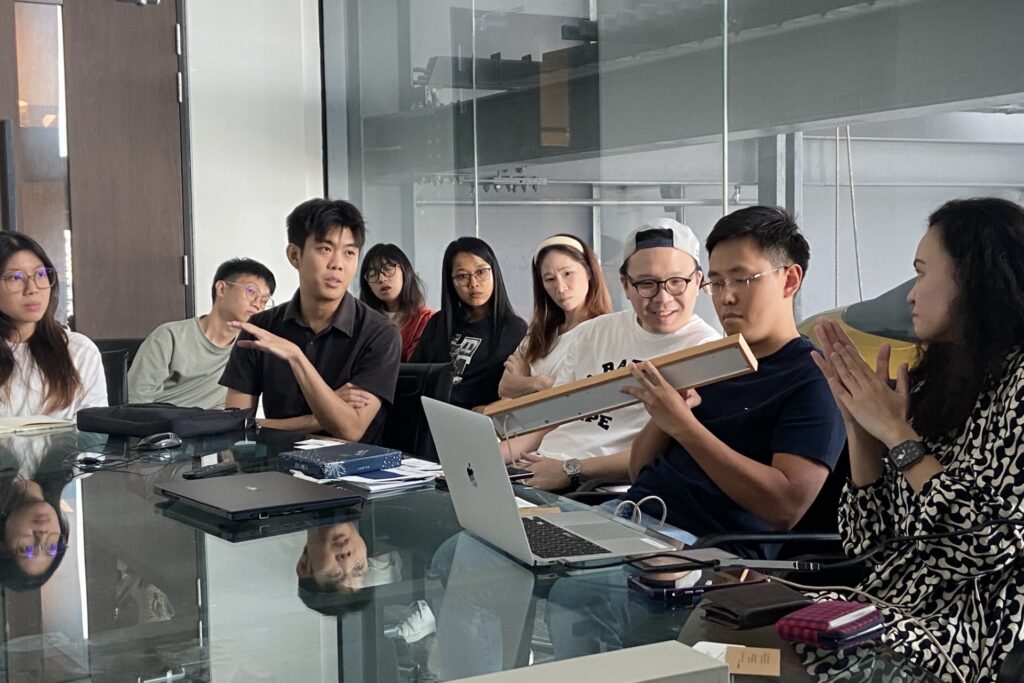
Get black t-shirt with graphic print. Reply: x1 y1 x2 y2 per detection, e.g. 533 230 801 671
412 313 527 409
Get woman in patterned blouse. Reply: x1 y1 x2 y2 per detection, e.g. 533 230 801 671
811 197 1024 682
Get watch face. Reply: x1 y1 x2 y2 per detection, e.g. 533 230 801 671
889 441 927 470
563 459 582 476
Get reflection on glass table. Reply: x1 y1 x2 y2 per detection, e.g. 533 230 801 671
0 429 944 682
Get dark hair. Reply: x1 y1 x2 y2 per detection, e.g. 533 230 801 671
286 198 366 250
211 258 277 305
438 237 518 341
359 244 427 325
908 197 1024 440
706 206 810 274
0 442 74 591
297 577 374 615
524 236 612 365
0 233 82 413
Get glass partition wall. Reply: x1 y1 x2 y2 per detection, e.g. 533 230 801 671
327 0 1024 324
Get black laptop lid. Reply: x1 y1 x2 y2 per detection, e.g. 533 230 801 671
153 471 361 521
155 500 361 542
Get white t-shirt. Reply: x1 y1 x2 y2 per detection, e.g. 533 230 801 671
513 323 584 380
0 331 108 419
536 309 721 460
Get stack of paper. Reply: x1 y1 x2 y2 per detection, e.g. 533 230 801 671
0 415 75 435
291 456 442 494
291 437 349 450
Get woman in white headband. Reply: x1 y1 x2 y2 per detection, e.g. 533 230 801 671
498 234 612 399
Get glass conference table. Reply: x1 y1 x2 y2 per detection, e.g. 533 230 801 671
0 428 938 682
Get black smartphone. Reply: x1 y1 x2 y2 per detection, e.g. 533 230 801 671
506 465 532 482
627 567 768 608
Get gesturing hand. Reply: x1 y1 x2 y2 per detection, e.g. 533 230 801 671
620 361 701 439
230 321 301 363
811 319 912 448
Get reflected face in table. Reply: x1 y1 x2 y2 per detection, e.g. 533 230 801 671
295 522 368 592
4 498 62 577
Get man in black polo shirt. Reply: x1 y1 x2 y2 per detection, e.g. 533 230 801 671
220 198 401 443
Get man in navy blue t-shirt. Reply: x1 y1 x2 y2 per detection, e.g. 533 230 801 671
615 206 846 558
544 208 846 663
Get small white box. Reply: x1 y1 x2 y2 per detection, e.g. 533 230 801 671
452 640 730 683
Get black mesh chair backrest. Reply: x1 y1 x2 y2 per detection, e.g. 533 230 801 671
93 338 145 369
382 362 454 461
791 444 850 536
93 338 144 407
99 348 129 406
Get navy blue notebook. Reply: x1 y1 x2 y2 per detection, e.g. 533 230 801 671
279 443 403 479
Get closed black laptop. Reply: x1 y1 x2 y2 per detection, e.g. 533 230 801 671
156 500 361 542
153 471 360 521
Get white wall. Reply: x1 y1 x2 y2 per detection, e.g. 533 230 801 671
185 0 323 313
800 112 1024 318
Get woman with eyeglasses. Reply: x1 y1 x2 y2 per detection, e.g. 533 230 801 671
0 431 82 591
0 233 106 418
411 237 527 410
498 234 612 399
810 198 1024 680
359 244 434 362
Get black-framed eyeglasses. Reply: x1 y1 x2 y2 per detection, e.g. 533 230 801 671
2 267 56 293
224 281 274 310
700 266 789 297
627 269 700 299
365 263 398 284
452 267 492 288
14 540 67 559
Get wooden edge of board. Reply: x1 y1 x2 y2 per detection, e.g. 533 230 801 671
483 334 757 436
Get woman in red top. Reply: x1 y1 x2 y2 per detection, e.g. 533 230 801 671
359 244 434 362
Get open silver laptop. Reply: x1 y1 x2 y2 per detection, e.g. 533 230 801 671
422 397 673 567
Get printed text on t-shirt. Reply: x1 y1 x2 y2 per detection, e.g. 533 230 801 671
449 334 483 384
582 358 643 429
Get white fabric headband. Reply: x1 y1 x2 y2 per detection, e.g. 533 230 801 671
532 235 586 265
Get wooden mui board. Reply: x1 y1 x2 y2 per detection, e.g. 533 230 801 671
483 334 758 439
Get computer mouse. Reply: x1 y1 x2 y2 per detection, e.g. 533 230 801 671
136 432 183 451
75 453 106 466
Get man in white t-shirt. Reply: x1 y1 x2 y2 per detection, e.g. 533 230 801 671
519 218 720 490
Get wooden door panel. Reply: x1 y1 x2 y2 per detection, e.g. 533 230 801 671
0 0 18 233
63 0 186 338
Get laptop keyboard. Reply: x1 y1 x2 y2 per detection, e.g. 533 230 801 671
522 516 611 558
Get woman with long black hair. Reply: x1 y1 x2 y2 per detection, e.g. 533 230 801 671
0 432 79 591
411 237 526 409
0 233 106 417
359 243 434 362
811 197 1024 681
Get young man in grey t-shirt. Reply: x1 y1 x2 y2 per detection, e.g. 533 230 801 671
128 258 276 409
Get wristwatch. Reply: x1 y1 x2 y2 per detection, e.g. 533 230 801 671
562 458 582 488
887 440 928 471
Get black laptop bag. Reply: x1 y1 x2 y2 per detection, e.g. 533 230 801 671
76 403 249 438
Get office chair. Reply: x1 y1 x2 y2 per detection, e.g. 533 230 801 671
567 446 859 585
686 446 861 585
998 642 1024 682
93 338 145 369
382 362 454 461
99 348 130 406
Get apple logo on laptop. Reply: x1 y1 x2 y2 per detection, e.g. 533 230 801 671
466 463 477 487
246 486 259 491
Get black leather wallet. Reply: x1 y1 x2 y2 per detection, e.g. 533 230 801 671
701 581 813 629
